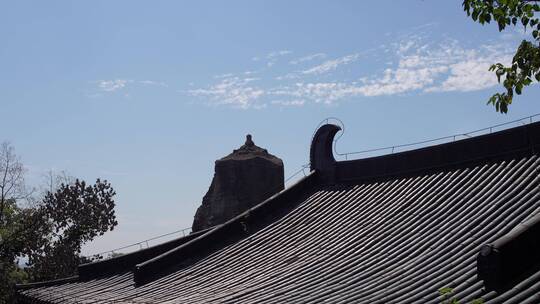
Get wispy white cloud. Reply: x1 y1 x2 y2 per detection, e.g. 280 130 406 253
268 50 292 67
271 99 305 107
425 49 512 92
266 50 292 59
139 80 168 87
357 66 448 96
266 38 512 104
98 79 131 92
289 53 327 65
351 37 512 96
187 76 265 109
252 50 293 67
275 73 301 81
302 54 360 75
94 79 168 93
270 82 361 104
214 73 235 79
183 24 519 109
426 58 509 93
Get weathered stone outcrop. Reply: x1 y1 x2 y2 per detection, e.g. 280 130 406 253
192 135 284 232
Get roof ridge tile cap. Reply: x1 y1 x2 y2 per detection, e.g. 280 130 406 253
477 211 540 292
310 124 341 172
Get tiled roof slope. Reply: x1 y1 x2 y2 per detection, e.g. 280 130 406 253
17 122 540 304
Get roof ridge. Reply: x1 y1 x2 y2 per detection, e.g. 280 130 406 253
133 171 319 286
16 276 79 291
77 228 209 280
318 121 540 184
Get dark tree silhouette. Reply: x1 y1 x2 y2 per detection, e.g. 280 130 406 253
0 142 118 302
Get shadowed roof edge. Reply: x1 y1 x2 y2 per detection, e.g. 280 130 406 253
16 276 78 291
330 121 540 183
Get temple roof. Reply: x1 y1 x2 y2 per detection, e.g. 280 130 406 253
17 122 540 304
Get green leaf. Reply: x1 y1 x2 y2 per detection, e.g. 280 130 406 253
472 10 479 21
463 1 470 12
522 17 529 27
501 102 508 113
498 21 505 31
496 69 505 82
439 287 454 296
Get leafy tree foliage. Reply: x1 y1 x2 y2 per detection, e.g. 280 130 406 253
463 0 540 113
26 179 117 281
0 142 117 303
439 287 484 304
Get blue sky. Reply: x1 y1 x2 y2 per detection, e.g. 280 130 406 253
2 1 540 255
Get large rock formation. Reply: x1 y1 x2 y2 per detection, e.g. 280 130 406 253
192 135 284 232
